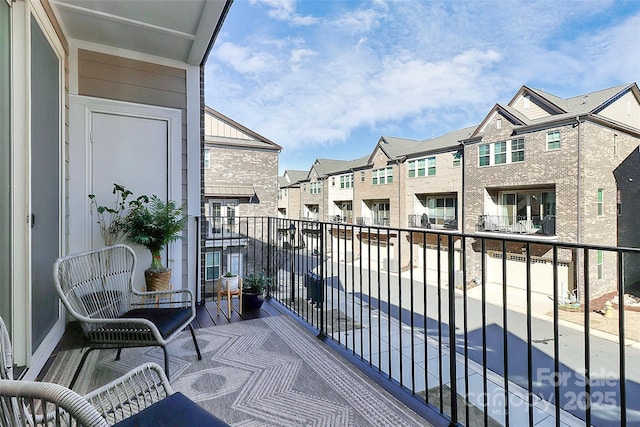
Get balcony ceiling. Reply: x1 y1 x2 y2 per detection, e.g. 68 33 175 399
51 0 230 65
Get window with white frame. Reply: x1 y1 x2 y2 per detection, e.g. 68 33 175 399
340 173 353 189
408 157 436 177
547 131 561 150
511 138 525 162
310 181 322 194
204 149 210 169
205 251 220 281
478 138 525 166
360 171 365 182
372 167 393 184
452 152 461 167
227 253 242 276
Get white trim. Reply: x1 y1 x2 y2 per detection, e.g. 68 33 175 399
68 95 183 288
10 0 67 371
10 0 30 369
186 65 200 297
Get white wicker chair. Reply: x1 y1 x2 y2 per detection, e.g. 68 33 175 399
53 245 202 388
0 316 170 426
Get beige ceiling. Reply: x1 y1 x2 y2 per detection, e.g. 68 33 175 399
51 0 230 65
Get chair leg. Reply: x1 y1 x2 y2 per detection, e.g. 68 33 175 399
188 324 202 360
69 347 96 389
162 345 170 379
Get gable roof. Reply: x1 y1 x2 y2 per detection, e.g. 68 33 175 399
204 107 282 151
283 170 308 185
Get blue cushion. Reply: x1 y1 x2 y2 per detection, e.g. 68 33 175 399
113 392 229 427
119 308 191 339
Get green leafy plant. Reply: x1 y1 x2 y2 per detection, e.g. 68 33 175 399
88 183 133 245
223 272 236 278
123 195 188 271
242 272 272 294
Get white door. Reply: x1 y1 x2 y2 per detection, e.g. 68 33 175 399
91 112 169 288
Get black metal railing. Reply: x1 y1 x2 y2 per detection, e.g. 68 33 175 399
201 216 640 427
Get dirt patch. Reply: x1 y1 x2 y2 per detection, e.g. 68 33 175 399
552 291 640 343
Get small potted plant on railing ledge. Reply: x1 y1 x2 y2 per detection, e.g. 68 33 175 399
242 272 271 311
221 271 240 292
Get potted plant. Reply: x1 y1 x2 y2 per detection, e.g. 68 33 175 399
88 183 133 246
220 271 240 292
242 272 271 311
123 195 188 291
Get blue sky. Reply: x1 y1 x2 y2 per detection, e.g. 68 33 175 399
205 0 640 174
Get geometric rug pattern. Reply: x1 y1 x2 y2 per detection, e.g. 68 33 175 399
44 315 429 426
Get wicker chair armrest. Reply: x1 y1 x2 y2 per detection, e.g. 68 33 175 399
0 379 108 427
84 363 172 425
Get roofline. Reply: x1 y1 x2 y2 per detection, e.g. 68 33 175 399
204 138 281 152
590 83 638 114
514 85 567 113
470 104 526 139
200 0 234 66
204 105 283 150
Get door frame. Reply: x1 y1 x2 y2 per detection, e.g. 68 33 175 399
68 95 182 288
10 0 66 377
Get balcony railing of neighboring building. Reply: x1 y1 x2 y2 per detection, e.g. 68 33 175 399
356 216 390 227
325 214 353 224
199 216 639 427
475 214 556 236
408 214 458 230
204 216 247 239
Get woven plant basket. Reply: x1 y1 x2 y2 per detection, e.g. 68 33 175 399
145 269 172 291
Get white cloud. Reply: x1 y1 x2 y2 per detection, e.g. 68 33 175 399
213 42 279 75
207 1 640 168
250 0 318 26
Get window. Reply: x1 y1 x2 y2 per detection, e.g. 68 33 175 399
613 134 618 156
278 189 282 200
228 253 242 276
479 144 491 166
452 152 461 167
425 196 457 225
310 181 322 194
547 131 561 150
427 157 436 176
204 149 210 169
372 201 390 226
498 190 556 229
511 138 525 163
373 167 393 184
478 138 525 166
205 251 220 281
524 95 530 109
617 189 622 215
494 141 506 164
331 177 335 186
360 171 365 182
597 250 603 279
496 118 502 129
597 188 603 215
339 173 353 189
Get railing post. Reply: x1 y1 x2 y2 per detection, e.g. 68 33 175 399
266 217 272 299
447 233 458 426
318 221 326 338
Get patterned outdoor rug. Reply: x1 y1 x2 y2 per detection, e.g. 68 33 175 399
44 315 429 426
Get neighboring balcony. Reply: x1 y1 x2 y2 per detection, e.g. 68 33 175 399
356 216 390 227
408 214 458 230
475 214 556 236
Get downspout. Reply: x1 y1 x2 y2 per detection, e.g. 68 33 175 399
575 116 582 300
